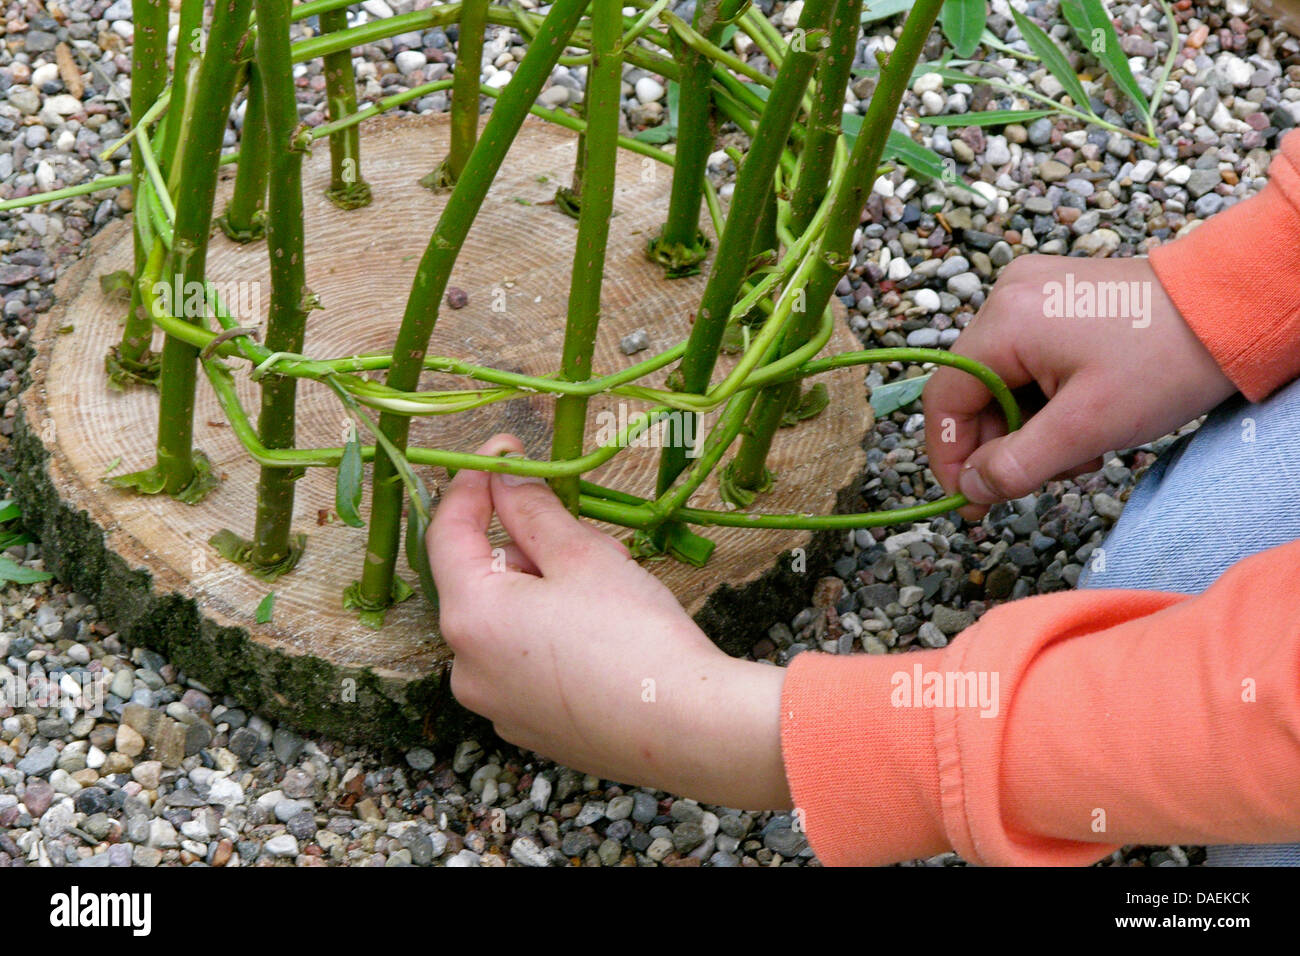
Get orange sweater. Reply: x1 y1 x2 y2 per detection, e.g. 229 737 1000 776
779 131 1300 866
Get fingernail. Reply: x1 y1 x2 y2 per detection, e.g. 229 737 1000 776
498 452 546 486
959 465 995 503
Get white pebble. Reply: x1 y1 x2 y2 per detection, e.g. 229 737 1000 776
395 50 427 74
780 0 804 28
634 76 665 104
913 288 941 312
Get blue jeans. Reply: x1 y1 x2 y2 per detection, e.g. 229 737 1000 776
1078 375 1300 866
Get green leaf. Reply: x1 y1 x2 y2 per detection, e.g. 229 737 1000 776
940 0 986 58
336 431 365 528
860 0 917 25
870 372 933 416
719 23 739 48
255 591 275 624
781 382 830 426
631 123 676 144
666 78 681 128
664 522 716 567
1060 0 1148 115
884 129 977 193
0 531 31 549
0 555 53 584
1008 6 1092 111
405 476 439 611
0 500 20 524
922 107 1058 127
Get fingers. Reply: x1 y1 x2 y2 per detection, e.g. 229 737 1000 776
427 433 520 593
488 453 624 579
957 375 1113 505
923 324 1032 497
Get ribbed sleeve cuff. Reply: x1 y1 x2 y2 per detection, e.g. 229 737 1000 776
1149 134 1300 402
779 649 948 866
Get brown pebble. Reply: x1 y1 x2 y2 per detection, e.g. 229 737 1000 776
446 287 469 309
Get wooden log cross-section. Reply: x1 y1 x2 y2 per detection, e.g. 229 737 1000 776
14 115 872 747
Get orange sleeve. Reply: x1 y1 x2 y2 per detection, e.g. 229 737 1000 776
779 539 1300 866
1149 130 1300 401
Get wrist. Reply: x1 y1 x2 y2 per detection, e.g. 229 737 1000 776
656 649 792 811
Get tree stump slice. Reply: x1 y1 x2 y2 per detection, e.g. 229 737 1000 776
15 114 871 747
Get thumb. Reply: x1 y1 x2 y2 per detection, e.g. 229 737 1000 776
489 450 623 577
958 378 1110 505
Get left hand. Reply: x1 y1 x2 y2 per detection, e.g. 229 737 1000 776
426 433 792 811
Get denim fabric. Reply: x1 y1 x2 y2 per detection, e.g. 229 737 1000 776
1078 374 1300 866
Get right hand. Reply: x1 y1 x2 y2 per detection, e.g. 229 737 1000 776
923 254 1237 520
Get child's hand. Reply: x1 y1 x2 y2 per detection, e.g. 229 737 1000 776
923 255 1236 519
427 434 792 811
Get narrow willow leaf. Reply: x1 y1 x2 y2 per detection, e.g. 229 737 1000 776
922 107 1058 126
405 476 438 609
0 556 53 584
1061 0 1148 114
870 372 933 416
336 431 365 528
940 0 986 58
860 0 916 25
1008 6 1092 111
255 591 275 624
883 129 978 193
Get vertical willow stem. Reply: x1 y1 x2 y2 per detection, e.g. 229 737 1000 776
550 0 622 513
218 62 270 241
444 0 489 186
321 6 372 208
153 0 254 495
117 0 169 372
160 0 206 166
651 0 833 515
787 0 862 235
729 0 941 491
357 0 589 613
249 0 311 568
645 0 722 277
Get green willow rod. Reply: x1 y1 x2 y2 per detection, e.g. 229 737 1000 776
117 0 169 373
652 0 834 526
357 0 591 615
788 0 862 235
321 5 372 208
149 0 255 498
159 0 206 166
218 62 270 240
729 0 944 493
245 0 313 573
428 0 488 188
551 0 623 512
647 0 725 278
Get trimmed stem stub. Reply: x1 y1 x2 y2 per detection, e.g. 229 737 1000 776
645 229 712 278
103 449 221 504
209 528 307 581
343 576 414 629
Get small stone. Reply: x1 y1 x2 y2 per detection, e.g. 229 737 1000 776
445 287 469 309
265 834 299 858
132 761 162 790
405 747 435 772
619 328 649 355
634 77 665 104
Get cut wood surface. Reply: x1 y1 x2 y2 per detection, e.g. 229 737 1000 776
20 114 871 739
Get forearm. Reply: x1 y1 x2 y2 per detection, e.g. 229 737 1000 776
782 539 1300 865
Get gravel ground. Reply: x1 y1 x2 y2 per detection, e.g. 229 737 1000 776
0 0 1281 865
